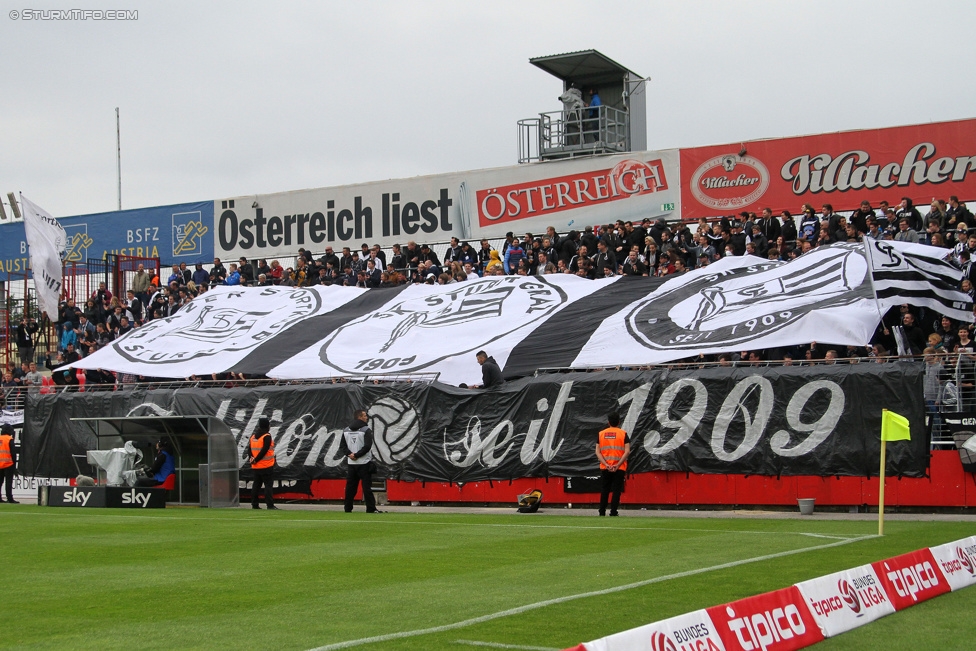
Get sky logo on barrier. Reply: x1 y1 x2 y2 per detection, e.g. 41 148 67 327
121 489 151 507
172 210 208 257
63 224 92 262
61 487 91 505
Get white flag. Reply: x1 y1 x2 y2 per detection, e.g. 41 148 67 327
864 237 974 322
20 194 67 319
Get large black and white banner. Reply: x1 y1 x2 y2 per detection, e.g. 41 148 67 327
70 244 894 386
24 363 928 482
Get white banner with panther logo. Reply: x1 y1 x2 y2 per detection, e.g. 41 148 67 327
69 285 366 378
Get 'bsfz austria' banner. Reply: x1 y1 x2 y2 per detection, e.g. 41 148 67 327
23 363 927 482
680 118 976 221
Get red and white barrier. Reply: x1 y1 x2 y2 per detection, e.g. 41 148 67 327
565 535 976 651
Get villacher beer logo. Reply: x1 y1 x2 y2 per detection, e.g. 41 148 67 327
626 244 869 351
320 276 567 374
690 153 770 211
117 286 321 363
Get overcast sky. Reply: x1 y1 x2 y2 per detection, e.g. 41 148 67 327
1 0 973 218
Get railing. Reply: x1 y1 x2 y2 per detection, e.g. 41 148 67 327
518 104 629 164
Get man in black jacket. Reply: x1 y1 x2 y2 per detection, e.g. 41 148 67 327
475 351 504 389
339 409 380 513
15 318 38 364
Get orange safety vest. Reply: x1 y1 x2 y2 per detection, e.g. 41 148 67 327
249 433 275 470
598 427 628 471
0 434 13 470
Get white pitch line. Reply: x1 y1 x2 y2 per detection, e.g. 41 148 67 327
455 640 560 650
304 534 878 651
0 510 867 539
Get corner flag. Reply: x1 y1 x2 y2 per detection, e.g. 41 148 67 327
881 410 911 442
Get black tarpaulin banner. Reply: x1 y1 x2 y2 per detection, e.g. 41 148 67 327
23 363 928 481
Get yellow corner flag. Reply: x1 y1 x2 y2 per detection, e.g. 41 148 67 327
881 410 911 442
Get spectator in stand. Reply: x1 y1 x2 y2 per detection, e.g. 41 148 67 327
63 342 80 365
237 257 254 285
896 197 923 232
925 199 947 228
389 244 406 272
364 260 381 288
91 281 113 309
124 290 143 324
901 312 926 354
595 239 617 276
946 196 974 229
269 260 283 284
756 207 781 242
728 220 747 255
209 258 227 286
166 264 183 286
191 262 209 287
14 317 39 365
418 244 440 266
24 362 43 390
59 321 78 352
503 239 525 275
747 224 768 257
95 322 113 348
621 249 647 276
780 210 797 243
131 263 152 304
225 263 242 285
458 242 477 267
894 217 920 243
485 250 503 275
443 237 462 264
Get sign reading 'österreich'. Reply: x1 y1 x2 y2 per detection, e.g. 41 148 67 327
679 118 976 220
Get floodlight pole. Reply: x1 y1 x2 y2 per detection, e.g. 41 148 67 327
116 107 122 211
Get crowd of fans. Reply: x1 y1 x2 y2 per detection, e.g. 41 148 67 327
4 195 975 413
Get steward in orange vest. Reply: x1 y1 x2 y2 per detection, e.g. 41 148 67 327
0 424 19 503
595 413 630 517
248 417 278 510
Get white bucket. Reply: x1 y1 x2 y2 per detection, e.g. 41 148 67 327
797 498 816 515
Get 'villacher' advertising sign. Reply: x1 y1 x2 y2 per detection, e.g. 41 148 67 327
679 118 976 221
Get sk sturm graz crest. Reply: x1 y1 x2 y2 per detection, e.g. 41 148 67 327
116 286 321 363
320 276 567 374
626 244 870 351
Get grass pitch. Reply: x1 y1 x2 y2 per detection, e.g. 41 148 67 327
1 505 973 650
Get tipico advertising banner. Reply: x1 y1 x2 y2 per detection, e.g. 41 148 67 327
214 151 680 260
0 201 214 276
679 118 976 220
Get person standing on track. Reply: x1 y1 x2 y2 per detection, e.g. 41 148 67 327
248 417 278 510
595 412 630 517
0 425 19 503
340 409 381 513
